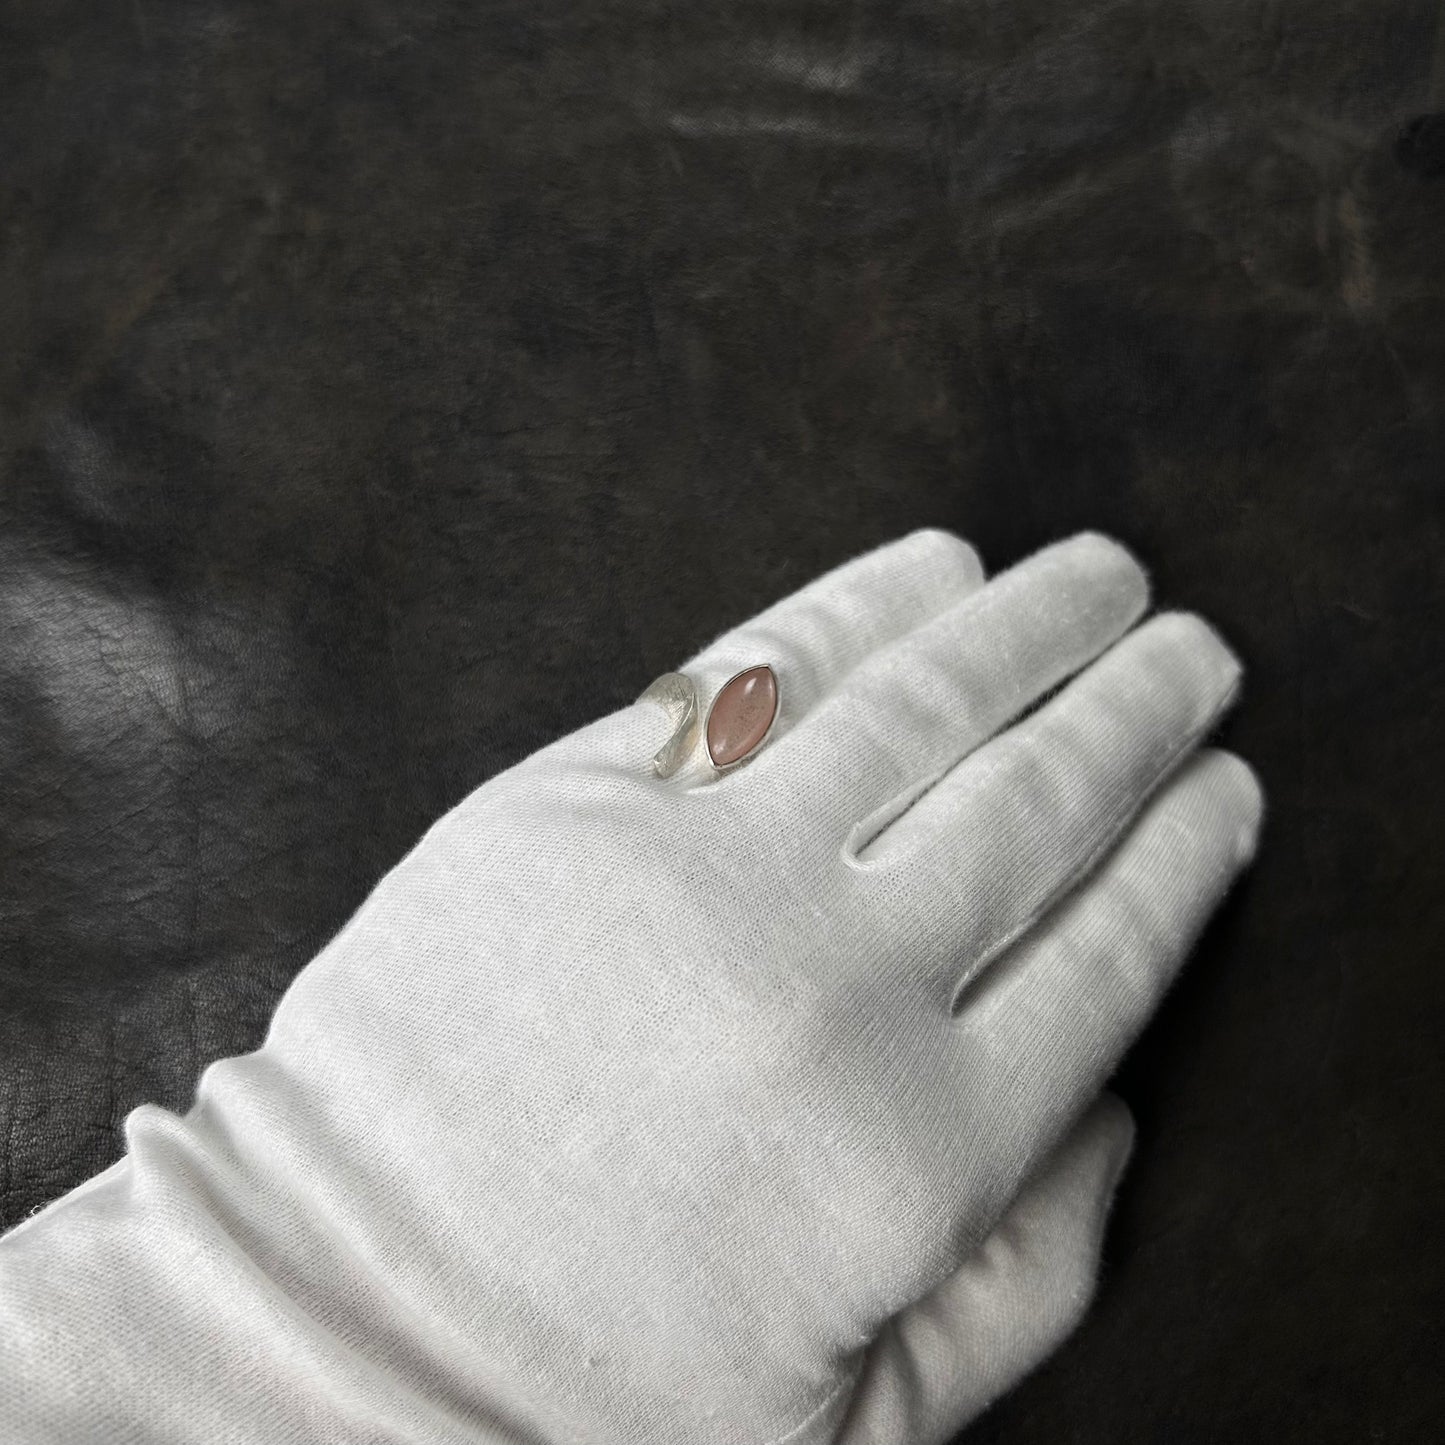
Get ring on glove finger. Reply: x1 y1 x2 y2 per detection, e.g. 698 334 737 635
640 663 779 778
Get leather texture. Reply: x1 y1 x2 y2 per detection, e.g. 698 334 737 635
1 1 1441 1438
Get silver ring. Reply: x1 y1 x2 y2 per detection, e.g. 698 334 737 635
640 663 780 778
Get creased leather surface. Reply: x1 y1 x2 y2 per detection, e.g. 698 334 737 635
1 1 1442 1439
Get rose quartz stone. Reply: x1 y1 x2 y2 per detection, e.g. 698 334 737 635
706 665 778 767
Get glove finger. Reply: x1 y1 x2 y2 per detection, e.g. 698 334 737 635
945 749 1260 1229
855 611 1242 1004
677 528 986 746
836 1094 1135 1445
750 532 1147 821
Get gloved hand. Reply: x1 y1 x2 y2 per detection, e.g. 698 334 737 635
0 529 1262 1445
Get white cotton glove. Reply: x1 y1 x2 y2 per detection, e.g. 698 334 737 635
0 529 1263 1445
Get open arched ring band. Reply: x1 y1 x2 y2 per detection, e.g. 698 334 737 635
639 664 780 779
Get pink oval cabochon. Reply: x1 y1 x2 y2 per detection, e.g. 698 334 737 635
706 665 778 767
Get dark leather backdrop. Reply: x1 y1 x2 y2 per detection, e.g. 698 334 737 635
2 1 1442 1438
